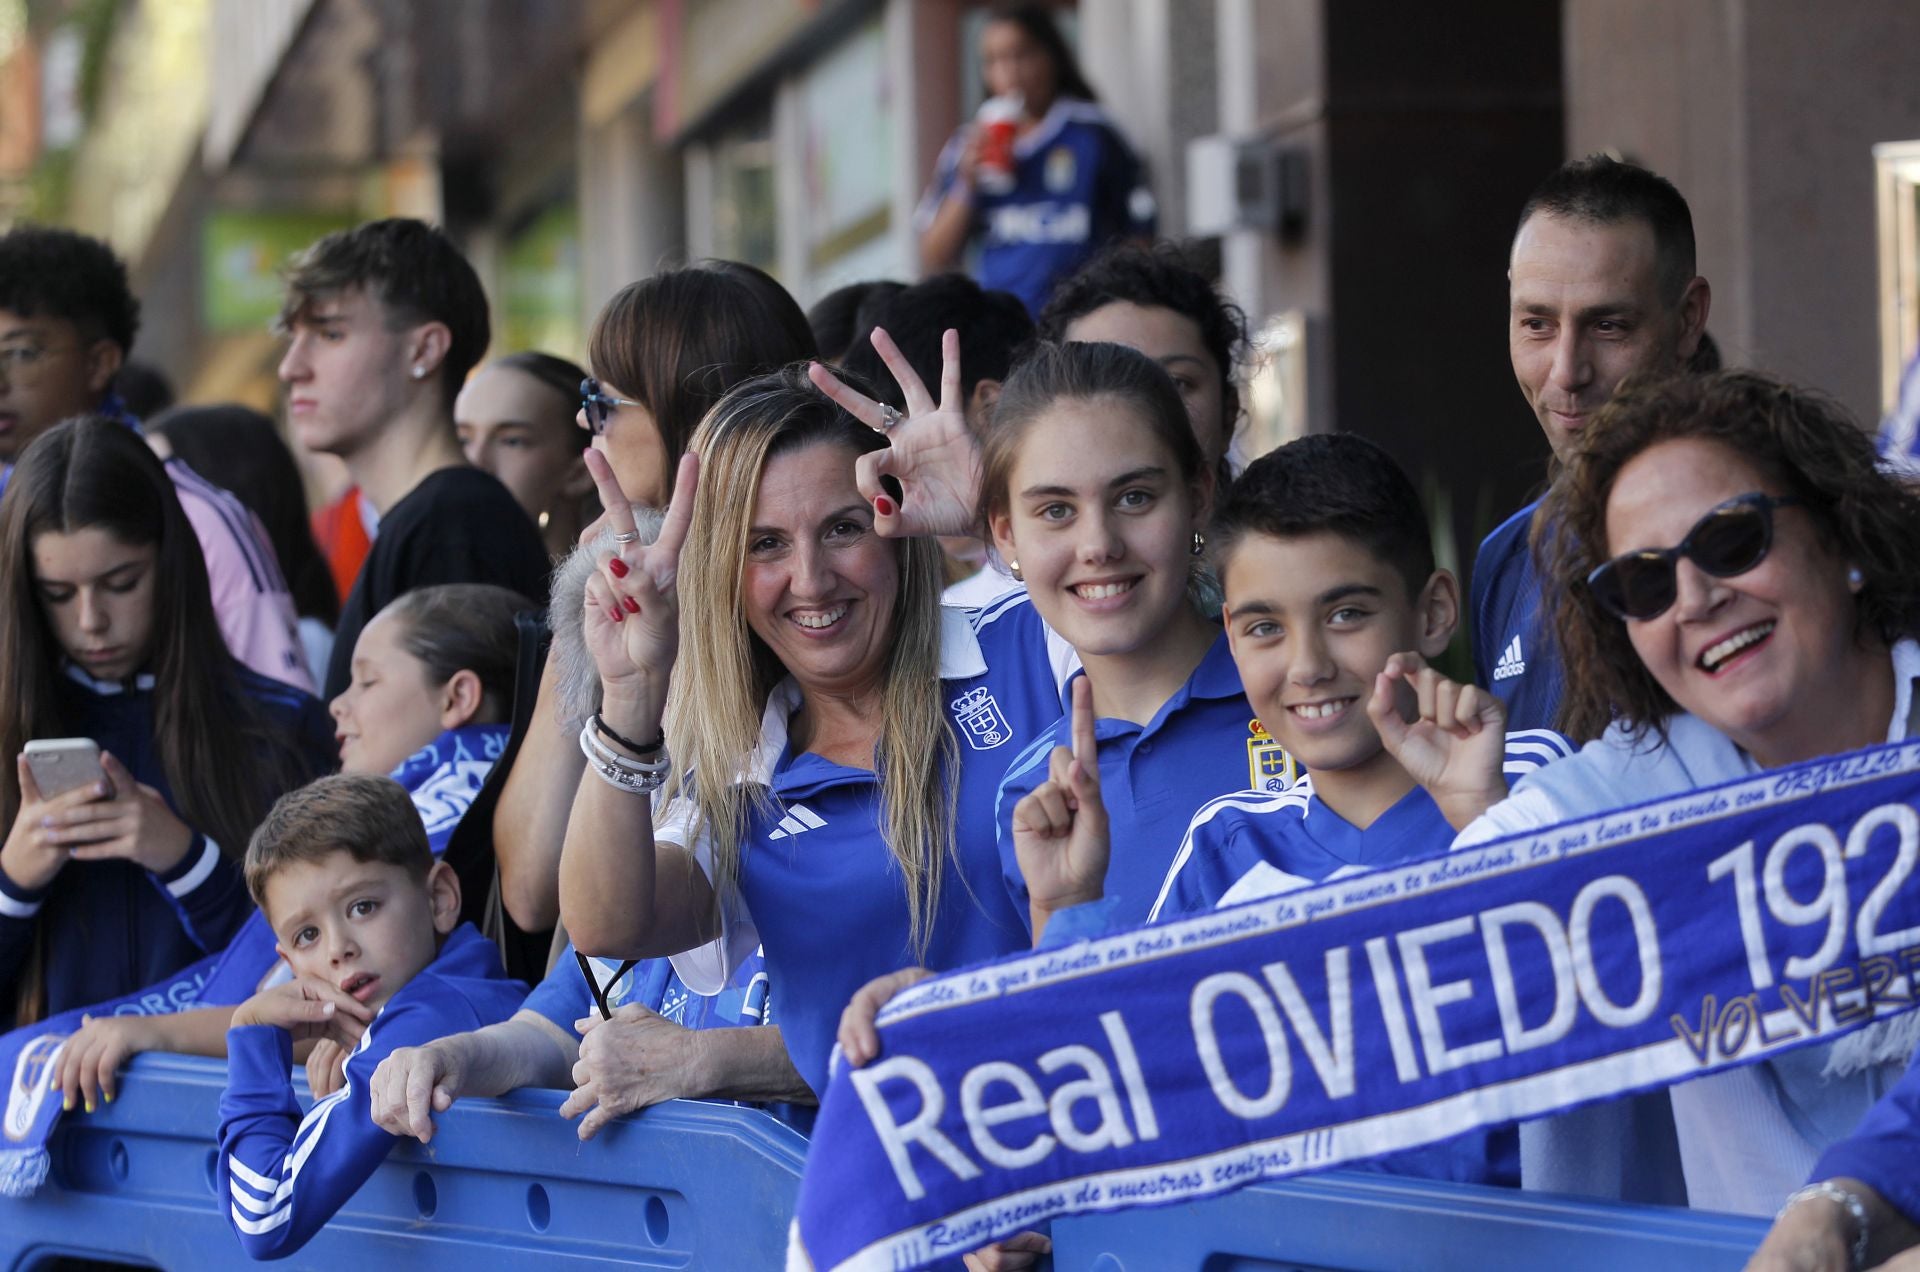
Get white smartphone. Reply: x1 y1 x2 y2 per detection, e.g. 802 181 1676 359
23 738 105 800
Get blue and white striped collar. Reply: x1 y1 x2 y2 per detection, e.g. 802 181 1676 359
60 661 156 695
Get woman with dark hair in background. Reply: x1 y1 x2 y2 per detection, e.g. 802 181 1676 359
0 418 333 1027
1040 242 1250 491
916 1 1155 316
455 352 597 557
146 404 341 687
491 261 818 938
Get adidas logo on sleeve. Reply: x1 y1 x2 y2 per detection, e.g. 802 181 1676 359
769 804 827 840
1492 635 1527 681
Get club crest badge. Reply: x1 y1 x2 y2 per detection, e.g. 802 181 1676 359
5 1035 65 1142
951 687 1013 751
1045 145 1077 193
1247 718 1298 792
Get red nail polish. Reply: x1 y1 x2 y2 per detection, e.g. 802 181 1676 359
611 606 625 623
623 597 639 613
608 557 629 578
874 495 896 517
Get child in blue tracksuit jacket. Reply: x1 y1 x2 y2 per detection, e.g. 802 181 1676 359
216 774 524 1259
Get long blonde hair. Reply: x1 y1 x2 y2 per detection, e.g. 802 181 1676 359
663 367 958 954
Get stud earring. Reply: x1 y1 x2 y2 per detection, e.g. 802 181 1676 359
410 366 426 380
1192 531 1206 556
1848 566 1865 590
1008 559 1023 583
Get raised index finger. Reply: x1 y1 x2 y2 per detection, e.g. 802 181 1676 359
583 446 641 543
867 327 936 418
1069 676 1097 768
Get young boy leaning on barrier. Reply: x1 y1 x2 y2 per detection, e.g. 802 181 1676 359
842 433 1573 1187
216 774 525 1259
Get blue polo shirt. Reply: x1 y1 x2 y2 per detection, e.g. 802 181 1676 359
994 631 1295 933
1149 730 1576 922
1471 500 1564 733
1145 730 1572 1188
916 99 1156 316
666 595 1064 1098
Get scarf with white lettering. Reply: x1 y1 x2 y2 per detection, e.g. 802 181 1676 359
790 741 1920 1270
0 724 506 1195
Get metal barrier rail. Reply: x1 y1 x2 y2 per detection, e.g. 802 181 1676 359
1049 1170 1771 1271
0 1053 808 1270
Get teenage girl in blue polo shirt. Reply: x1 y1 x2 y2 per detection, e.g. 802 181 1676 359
983 340 1292 934
558 358 1064 1101
917 3 1154 315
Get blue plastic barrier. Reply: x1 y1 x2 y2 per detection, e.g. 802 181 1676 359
1049 1171 1771 1272
0 1054 1780 1270
0 1053 807 1270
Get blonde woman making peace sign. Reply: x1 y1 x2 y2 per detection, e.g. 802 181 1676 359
558 339 1067 1102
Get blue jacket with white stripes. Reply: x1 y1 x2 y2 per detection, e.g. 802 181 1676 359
218 924 525 1259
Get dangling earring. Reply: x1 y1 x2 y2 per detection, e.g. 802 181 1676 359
1008 559 1023 582
1191 531 1206 557
1848 566 1865 591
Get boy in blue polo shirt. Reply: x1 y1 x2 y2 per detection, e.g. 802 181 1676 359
1145 434 1573 926
217 774 524 1259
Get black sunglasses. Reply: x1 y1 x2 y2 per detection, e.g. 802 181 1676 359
1587 492 1804 621
579 377 643 435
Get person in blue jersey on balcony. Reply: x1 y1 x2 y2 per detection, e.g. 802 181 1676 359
917 2 1155 317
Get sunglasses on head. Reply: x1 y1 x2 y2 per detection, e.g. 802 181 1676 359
579 377 643 435
1586 491 1804 622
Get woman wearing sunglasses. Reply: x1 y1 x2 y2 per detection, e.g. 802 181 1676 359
1374 368 1920 1222
490 262 817 941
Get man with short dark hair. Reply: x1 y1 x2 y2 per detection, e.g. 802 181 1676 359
0 225 311 690
1472 155 1711 1210
277 219 549 699
1473 155 1712 732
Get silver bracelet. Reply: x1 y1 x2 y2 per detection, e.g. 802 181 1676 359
1780 1180 1870 1270
577 721 670 794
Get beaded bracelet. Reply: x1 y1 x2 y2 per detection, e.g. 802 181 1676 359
1779 1180 1869 1270
593 711 663 757
577 721 670 794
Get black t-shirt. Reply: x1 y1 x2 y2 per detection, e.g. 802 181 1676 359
325 466 551 698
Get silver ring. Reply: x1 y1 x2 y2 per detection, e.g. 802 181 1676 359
877 404 903 432
610 529 640 544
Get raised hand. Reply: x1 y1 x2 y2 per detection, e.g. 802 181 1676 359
808 327 982 538
371 1037 470 1144
229 976 374 1048
1366 651 1511 831
1011 677 1110 935
1 755 107 892
581 448 699 736
836 965 934 1069
43 751 194 874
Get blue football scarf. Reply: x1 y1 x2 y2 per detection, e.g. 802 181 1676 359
791 740 1920 1271
0 724 507 1195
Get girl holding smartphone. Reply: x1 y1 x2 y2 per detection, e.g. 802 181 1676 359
0 418 332 1026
